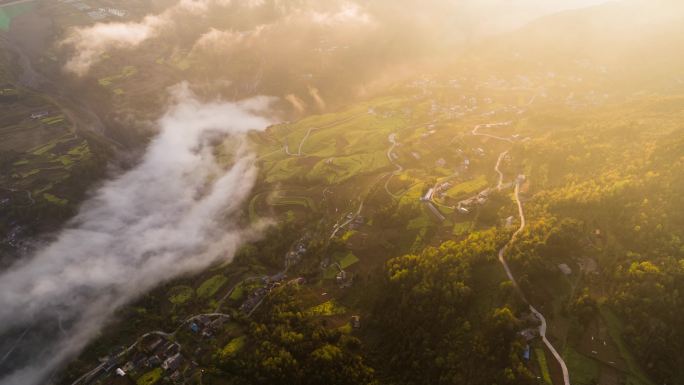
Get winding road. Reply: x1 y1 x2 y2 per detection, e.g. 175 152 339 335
330 200 364 239
494 150 509 190
70 313 231 385
383 133 404 198
498 183 570 385
471 122 514 142
472 121 570 385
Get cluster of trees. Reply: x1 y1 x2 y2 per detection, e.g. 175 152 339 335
611 260 684 383
214 286 376 385
367 231 534 385
512 97 684 384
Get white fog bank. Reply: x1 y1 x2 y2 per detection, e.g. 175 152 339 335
0 84 273 385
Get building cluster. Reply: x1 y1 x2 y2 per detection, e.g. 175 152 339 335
335 267 353 288
518 312 542 363
285 241 308 267
82 335 192 385
189 315 228 339
239 273 287 314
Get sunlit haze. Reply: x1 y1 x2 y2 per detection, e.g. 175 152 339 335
0 1 682 385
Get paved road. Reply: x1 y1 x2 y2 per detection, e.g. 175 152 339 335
384 133 404 198
471 122 513 142
498 182 571 385
71 313 231 385
283 113 365 157
330 200 364 239
476 121 570 385
285 127 317 156
495 150 509 190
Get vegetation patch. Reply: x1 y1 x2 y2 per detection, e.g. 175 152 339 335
43 193 67 206
563 346 599 385
306 300 348 317
338 252 359 269
196 275 228 299
219 336 246 359
168 285 194 305
98 66 138 87
535 348 552 384
136 368 163 385
600 306 655 385
452 221 472 235
446 175 488 198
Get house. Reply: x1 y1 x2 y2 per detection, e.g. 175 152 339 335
31 111 49 119
520 328 538 342
189 322 200 333
457 206 470 214
351 315 361 328
169 370 182 383
162 353 183 372
165 342 180 357
558 264 572 275
336 270 347 283
523 345 531 361
210 317 227 330
123 360 136 372
421 188 434 202
269 271 286 283
144 336 163 353
115 368 126 377
147 356 162 368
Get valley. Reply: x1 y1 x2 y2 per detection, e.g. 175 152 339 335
1 1 683 385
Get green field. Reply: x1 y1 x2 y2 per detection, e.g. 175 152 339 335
306 300 348 317
220 336 246 359
564 346 599 385
452 221 472 235
600 306 655 385
98 66 138 87
307 151 389 185
136 368 162 385
196 275 228 299
338 252 359 269
168 285 194 305
324 252 360 278
270 194 315 210
43 193 67 206
446 175 488 198
536 348 552 384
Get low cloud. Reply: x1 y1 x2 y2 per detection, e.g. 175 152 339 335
0 84 274 385
307 86 326 110
61 0 235 75
285 93 307 113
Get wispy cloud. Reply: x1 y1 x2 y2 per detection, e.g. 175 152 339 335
60 0 235 75
0 84 273 385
